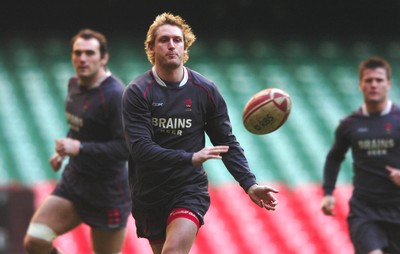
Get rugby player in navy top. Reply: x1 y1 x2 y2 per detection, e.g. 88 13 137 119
122 12 279 254
24 29 131 254
321 57 400 254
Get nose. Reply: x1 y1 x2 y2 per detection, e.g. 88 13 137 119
79 53 88 61
75 52 89 62
167 39 175 49
371 79 380 87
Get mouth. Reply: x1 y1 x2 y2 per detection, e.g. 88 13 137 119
166 53 178 58
77 66 89 71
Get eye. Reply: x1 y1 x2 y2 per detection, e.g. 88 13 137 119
86 50 96 56
159 37 169 43
73 50 82 56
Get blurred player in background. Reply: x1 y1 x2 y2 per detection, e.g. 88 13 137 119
321 57 400 254
23 29 131 254
122 12 279 254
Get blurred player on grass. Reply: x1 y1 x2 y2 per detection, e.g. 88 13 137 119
122 12 279 254
23 29 131 254
321 57 400 254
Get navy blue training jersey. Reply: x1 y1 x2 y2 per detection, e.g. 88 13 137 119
65 74 129 178
323 102 400 204
122 67 257 208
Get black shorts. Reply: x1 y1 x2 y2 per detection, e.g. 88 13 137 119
52 168 131 230
347 197 400 254
132 192 210 241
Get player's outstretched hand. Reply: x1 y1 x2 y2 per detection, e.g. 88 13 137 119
49 153 64 172
192 146 229 166
321 195 335 216
386 165 400 187
247 184 279 211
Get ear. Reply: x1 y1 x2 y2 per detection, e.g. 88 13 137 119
148 43 154 52
101 53 109 65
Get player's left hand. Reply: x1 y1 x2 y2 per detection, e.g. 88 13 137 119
192 146 229 166
247 184 279 211
49 153 65 172
55 138 81 156
386 165 400 187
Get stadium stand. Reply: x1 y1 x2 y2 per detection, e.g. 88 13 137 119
3 36 400 253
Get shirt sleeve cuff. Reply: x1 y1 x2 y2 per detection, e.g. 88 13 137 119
181 152 194 165
79 142 85 154
242 179 258 193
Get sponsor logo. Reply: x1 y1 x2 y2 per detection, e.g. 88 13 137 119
66 112 83 131
358 138 395 156
152 117 192 136
357 127 368 132
152 102 164 107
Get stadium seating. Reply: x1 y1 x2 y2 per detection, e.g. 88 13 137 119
1 36 399 253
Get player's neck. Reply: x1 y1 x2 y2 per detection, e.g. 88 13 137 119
365 99 389 114
79 68 109 89
154 65 184 83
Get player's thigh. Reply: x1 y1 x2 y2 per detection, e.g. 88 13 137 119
367 250 384 254
385 222 400 253
91 228 126 254
348 217 387 254
163 218 198 253
30 195 81 234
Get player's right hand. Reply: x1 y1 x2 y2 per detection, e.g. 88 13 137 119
49 153 64 172
321 195 335 216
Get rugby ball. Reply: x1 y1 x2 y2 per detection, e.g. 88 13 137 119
242 88 291 135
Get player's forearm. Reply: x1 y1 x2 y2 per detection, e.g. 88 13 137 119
80 139 129 160
129 138 193 166
222 147 257 192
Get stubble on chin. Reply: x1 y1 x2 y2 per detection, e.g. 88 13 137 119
163 60 182 70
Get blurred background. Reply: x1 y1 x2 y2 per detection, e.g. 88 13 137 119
1 0 400 253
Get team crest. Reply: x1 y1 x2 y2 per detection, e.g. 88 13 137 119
83 101 90 112
185 99 192 111
385 122 392 134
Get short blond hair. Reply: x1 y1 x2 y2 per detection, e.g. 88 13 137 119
145 12 196 65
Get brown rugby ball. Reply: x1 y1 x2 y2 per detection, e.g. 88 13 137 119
242 88 292 135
